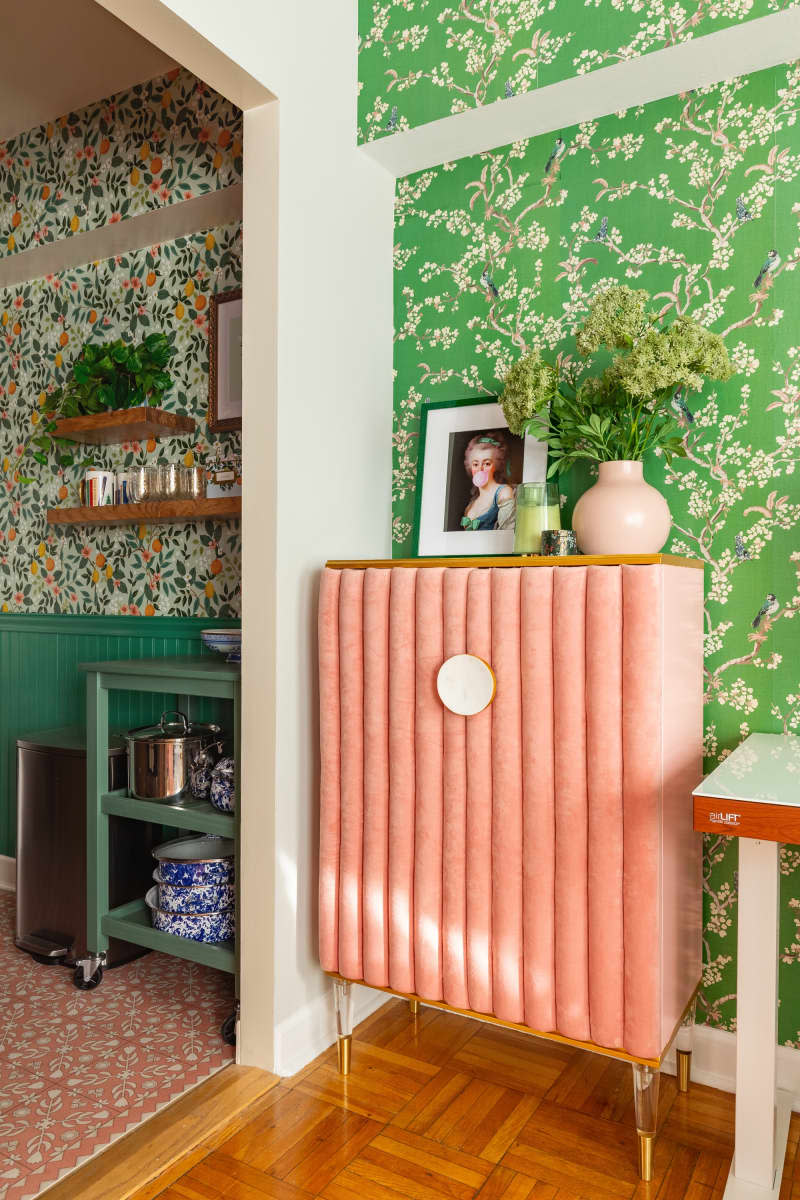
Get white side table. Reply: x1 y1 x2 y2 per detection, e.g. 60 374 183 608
694 732 800 1199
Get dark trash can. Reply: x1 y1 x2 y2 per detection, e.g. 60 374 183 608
15 726 155 967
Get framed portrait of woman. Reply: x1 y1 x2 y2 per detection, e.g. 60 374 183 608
412 396 547 557
208 288 242 432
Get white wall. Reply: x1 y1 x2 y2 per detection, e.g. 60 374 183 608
96 0 394 1072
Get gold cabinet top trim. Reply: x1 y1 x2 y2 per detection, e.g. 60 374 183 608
325 554 704 570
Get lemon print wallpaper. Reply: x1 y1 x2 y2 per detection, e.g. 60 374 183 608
0 69 242 617
392 59 800 1037
358 0 797 142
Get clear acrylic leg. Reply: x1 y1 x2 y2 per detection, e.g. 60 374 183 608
675 994 697 1094
632 1063 660 1182
333 979 353 1075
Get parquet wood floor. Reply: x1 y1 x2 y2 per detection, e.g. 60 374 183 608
140 998 800 1200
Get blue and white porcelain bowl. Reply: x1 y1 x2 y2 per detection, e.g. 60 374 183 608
210 757 236 814
146 887 234 943
201 629 241 663
153 835 235 886
153 869 235 915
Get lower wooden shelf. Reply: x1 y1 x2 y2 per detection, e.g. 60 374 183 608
47 497 241 526
102 899 236 973
101 789 235 837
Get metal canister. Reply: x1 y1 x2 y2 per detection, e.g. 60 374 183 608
126 711 222 802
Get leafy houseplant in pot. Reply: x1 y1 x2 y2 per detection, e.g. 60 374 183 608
500 286 734 554
21 332 175 478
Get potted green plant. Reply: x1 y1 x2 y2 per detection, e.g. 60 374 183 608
500 285 733 553
23 332 175 474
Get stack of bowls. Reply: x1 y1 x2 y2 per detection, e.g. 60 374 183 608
147 835 235 942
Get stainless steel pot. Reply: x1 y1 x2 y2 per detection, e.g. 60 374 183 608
126 711 222 802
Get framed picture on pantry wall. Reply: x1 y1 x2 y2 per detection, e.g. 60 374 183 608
412 396 547 557
208 288 242 432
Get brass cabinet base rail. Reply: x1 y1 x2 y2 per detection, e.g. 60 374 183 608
325 971 700 1069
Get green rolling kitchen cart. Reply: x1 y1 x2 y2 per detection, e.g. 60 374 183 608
78 657 240 1033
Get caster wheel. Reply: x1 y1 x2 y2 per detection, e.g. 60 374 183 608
73 965 103 990
221 1011 237 1046
31 953 61 966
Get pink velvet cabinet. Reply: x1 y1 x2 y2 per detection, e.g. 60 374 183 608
318 555 704 1180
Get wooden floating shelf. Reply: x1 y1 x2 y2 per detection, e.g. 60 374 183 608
47 497 241 526
51 406 195 445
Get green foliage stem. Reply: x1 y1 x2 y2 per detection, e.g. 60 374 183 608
499 285 734 478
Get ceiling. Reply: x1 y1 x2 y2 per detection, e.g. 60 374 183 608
1 0 176 141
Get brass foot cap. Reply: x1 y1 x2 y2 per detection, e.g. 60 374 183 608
676 1049 691 1094
337 1034 352 1075
637 1131 654 1182
409 998 420 1017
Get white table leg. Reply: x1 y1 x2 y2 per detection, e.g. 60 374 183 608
723 837 791 1199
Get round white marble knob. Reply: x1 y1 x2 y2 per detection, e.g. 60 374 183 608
436 654 496 716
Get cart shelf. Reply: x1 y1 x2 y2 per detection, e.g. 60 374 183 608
101 789 235 837
82 656 240 995
102 899 235 973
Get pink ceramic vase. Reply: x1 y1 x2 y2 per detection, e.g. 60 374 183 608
572 460 671 554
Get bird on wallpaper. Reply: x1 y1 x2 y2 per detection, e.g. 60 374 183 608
504 80 514 98
754 249 780 289
752 593 779 629
544 137 566 175
735 534 751 561
671 388 694 424
735 196 752 223
480 268 499 298
386 105 399 131
593 216 608 242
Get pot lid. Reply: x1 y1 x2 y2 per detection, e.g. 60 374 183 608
127 710 222 744
153 835 235 863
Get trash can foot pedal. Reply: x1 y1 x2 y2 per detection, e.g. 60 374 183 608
15 932 71 962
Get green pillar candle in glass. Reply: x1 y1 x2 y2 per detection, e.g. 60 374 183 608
514 482 561 554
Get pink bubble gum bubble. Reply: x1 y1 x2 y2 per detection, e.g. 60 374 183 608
472 469 489 487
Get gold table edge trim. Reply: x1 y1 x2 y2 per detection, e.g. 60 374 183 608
326 972 701 1069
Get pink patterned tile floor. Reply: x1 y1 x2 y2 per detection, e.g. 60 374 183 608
0 890 234 1199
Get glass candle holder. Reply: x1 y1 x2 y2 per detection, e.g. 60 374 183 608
129 465 163 503
161 464 181 500
513 482 561 554
179 465 206 500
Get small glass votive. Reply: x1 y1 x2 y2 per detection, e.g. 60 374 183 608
179 465 206 500
161 464 181 500
541 529 578 556
514 482 561 554
129 465 162 503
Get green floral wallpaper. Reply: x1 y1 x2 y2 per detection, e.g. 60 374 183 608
392 61 800 1037
358 0 797 142
0 67 242 257
0 71 242 618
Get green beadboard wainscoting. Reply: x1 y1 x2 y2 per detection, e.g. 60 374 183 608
0 613 239 857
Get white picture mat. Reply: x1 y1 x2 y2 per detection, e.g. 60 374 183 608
417 400 548 556
217 299 242 422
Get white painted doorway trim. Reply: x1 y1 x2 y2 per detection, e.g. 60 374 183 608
93 0 277 1071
